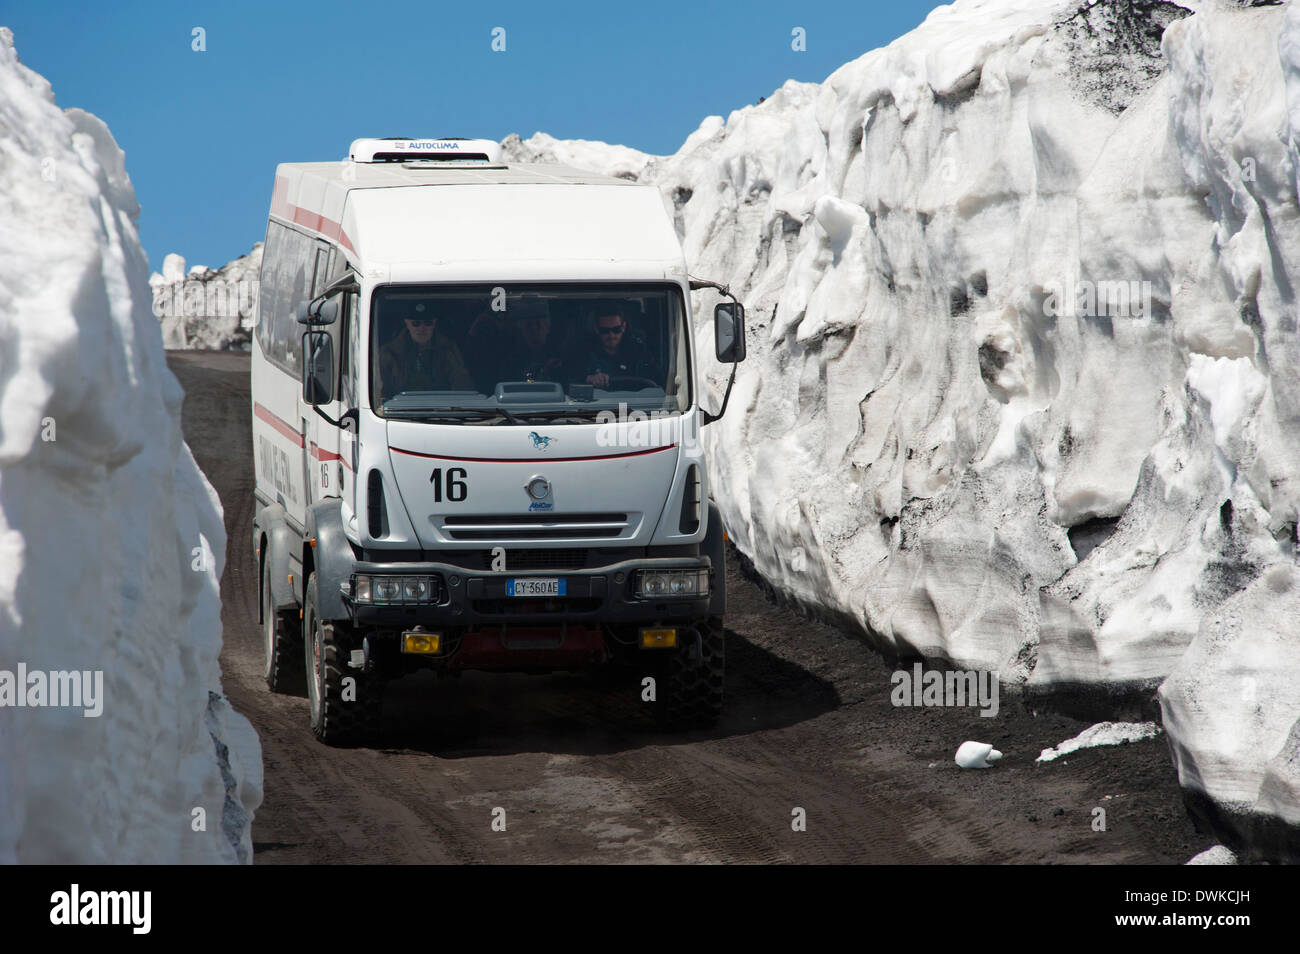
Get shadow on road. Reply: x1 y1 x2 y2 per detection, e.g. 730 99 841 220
369 625 841 758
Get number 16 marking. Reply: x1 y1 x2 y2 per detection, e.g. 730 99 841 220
430 467 469 502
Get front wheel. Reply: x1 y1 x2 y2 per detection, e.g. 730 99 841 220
655 617 725 730
304 571 382 745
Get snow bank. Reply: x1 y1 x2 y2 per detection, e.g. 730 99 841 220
1037 721 1161 763
0 28 261 863
504 0 1300 858
150 244 261 350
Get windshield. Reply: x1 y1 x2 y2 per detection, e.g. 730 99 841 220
369 283 691 423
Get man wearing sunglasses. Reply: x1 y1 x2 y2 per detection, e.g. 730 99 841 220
376 300 473 401
580 302 653 389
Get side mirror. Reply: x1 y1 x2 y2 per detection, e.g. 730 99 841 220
714 302 746 363
297 296 340 326
302 330 334 405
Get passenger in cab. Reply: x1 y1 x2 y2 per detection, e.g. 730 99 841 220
578 302 655 388
466 298 567 388
376 300 473 399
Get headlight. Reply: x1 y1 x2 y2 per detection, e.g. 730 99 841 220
636 569 709 598
348 574 439 604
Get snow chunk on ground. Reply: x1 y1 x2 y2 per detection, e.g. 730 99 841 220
955 740 1003 768
1186 845 1237 865
1037 721 1162 762
0 28 260 863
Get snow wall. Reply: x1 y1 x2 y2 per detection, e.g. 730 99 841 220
506 0 1300 860
0 28 261 863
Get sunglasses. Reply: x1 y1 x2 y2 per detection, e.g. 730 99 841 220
598 325 624 335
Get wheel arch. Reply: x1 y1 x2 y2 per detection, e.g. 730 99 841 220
254 501 300 619
703 501 728 617
304 498 356 621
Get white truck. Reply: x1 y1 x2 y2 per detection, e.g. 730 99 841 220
251 137 746 744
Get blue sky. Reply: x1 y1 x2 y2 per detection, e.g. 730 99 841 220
7 1 949 272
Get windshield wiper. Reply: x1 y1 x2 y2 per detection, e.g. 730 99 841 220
518 409 604 422
383 405 531 425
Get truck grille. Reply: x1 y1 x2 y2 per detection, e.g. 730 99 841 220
481 548 586 570
430 548 642 571
441 513 630 542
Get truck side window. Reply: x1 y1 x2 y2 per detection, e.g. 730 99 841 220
279 227 313 374
327 245 351 283
257 222 285 364
339 292 357 407
311 246 330 296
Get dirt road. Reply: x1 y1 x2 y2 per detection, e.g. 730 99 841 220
169 350 1212 864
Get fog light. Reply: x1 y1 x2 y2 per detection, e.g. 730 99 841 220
636 569 709 599
402 631 442 655
404 578 430 600
375 578 400 601
640 628 677 649
638 572 669 596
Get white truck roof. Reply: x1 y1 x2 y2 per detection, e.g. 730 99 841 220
268 156 683 277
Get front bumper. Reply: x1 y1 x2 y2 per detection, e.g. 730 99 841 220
344 556 712 628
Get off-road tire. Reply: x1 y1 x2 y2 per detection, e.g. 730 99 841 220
304 571 382 745
263 557 305 694
656 616 725 730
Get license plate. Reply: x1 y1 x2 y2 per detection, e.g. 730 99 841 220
506 577 565 597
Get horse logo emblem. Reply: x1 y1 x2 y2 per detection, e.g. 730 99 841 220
528 431 556 451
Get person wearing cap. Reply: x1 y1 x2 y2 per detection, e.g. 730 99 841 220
376 300 473 400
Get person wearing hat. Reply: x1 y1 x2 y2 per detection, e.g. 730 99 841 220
376 300 474 401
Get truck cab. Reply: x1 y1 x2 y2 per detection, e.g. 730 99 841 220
251 137 746 744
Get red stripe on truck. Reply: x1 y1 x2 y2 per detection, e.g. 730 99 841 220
389 444 678 464
254 403 353 472
310 442 351 470
270 175 356 254
254 402 303 446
